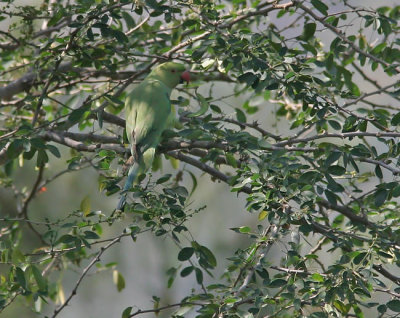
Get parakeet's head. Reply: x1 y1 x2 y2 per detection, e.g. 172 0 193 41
149 62 190 88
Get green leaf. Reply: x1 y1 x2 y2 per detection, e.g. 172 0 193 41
325 189 337 206
37 149 49 167
268 279 287 288
375 165 383 179
311 273 324 282
122 306 132 318
387 300 400 312
325 152 341 167
86 28 94 41
374 188 387 207
146 0 160 9
199 245 217 268
84 231 100 240
113 270 126 292
195 268 203 284
48 9 65 27
326 173 345 192
180 266 194 277
178 247 194 261
6 139 25 159
112 29 129 43
15 267 27 290
327 165 346 176
225 153 237 168
57 234 76 244
192 46 207 61
391 112 400 126
239 226 251 233
328 120 341 130
393 185 400 197
299 171 320 183
379 18 392 36
156 174 172 184
46 145 61 158
235 108 246 123
377 304 387 314
30 265 47 292
122 11 136 30
80 195 91 216
30 137 46 149
258 210 268 220
302 23 316 41
68 105 90 123
311 0 328 15
285 71 295 79
371 42 386 55
353 252 367 265
238 72 258 86
187 171 198 196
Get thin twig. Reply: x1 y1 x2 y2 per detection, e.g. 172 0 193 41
51 234 124 317
130 302 204 317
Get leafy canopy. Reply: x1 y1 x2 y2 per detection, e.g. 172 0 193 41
0 0 400 317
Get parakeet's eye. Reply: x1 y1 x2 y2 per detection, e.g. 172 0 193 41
171 69 176 73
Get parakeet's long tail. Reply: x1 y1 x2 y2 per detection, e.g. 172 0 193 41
116 162 141 210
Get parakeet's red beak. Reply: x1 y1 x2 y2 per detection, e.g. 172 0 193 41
180 70 190 83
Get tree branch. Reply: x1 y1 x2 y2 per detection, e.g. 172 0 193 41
341 81 399 109
129 302 204 317
276 131 400 147
0 62 73 101
373 264 400 286
166 150 251 194
359 157 400 176
62 132 120 144
225 1 294 29
19 165 45 218
42 131 125 153
51 234 124 317
318 198 374 228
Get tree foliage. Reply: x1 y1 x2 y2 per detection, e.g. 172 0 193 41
1 0 400 317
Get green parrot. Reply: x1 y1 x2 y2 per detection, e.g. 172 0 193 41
117 62 190 210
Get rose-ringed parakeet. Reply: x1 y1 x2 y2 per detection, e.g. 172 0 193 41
117 62 190 210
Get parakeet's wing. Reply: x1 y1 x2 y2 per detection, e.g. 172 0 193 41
125 79 172 157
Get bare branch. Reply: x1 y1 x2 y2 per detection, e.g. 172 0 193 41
42 131 125 153
19 165 45 218
271 266 327 277
129 302 204 317
16 165 47 244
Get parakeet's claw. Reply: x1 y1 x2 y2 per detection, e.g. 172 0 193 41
122 156 135 174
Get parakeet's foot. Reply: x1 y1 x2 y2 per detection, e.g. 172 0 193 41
122 156 135 175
